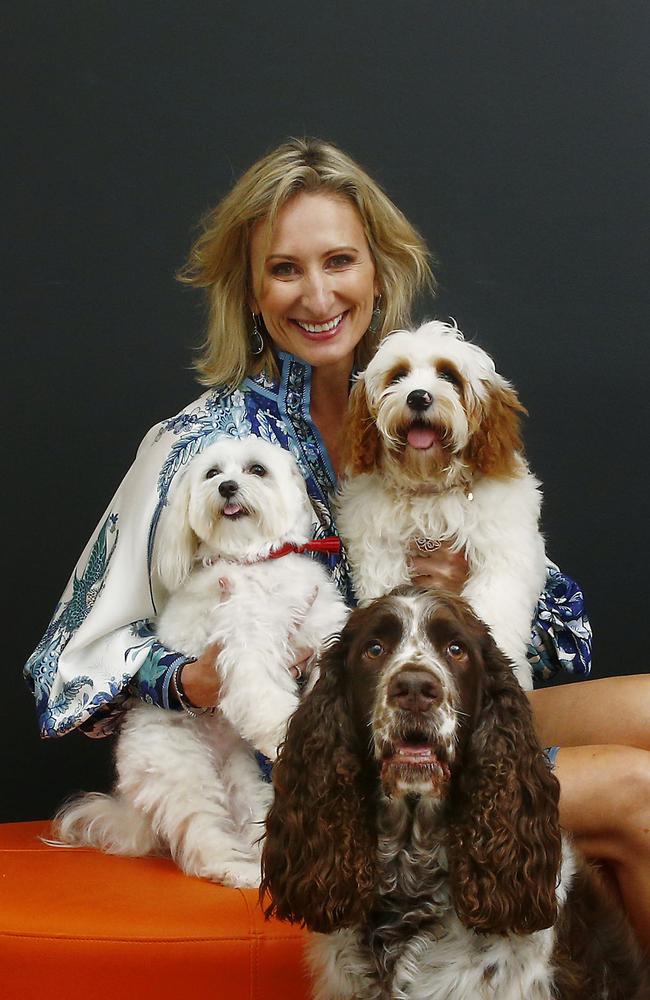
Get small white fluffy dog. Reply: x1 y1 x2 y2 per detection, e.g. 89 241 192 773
54 436 348 886
336 320 546 690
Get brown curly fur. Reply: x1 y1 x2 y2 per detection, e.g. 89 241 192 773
463 381 528 478
446 621 562 934
340 378 381 475
260 635 379 932
261 590 650 997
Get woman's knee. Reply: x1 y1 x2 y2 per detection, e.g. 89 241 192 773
556 745 650 857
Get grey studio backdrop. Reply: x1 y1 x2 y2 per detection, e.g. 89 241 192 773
4 1 648 822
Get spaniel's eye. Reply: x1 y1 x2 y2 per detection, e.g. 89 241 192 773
248 464 267 477
364 641 385 659
389 367 409 384
205 468 221 479
446 641 465 659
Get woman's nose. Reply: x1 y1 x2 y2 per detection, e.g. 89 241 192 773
301 272 334 315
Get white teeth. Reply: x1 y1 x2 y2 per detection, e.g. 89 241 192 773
295 313 344 334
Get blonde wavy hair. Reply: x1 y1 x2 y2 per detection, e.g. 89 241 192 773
179 137 435 388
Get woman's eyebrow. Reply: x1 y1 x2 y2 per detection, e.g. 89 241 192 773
266 245 359 262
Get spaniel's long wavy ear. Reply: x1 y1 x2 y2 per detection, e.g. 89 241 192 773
464 379 527 478
154 468 197 593
447 627 562 935
341 376 381 475
260 638 377 933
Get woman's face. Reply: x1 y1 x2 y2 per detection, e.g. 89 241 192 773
249 191 378 375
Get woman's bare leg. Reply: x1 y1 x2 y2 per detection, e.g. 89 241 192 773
529 675 650 751
529 676 650 952
552 744 650 951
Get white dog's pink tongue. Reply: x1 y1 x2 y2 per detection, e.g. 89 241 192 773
224 502 243 516
407 426 438 449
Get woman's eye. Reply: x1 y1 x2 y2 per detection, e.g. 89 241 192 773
271 261 297 277
327 254 353 268
364 641 385 659
446 642 465 659
205 468 221 479
248 464 267 477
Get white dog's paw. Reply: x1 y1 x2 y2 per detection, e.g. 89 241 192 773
217 860 261 889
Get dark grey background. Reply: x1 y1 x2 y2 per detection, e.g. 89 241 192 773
5 1 649 822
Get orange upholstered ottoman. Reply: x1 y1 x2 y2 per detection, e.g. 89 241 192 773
0 821 311 1000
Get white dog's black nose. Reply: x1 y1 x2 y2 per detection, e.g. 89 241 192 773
218 480 239 498
406 389 433 412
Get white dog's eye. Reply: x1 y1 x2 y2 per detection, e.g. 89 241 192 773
248 464 267 477
205 468 221 479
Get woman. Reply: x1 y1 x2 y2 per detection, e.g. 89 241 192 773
26 137 650 948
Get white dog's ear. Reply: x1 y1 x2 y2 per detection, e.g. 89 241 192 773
341 377 381 475
155 468 197 593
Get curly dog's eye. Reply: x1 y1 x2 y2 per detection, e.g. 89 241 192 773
364 641 385 659
437 365 460 387
446 641 465 659
389 367 409 384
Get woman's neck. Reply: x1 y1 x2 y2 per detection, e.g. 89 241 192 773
310 362 352 479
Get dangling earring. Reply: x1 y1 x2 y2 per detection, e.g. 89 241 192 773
250 312 264 355
368 294 383 335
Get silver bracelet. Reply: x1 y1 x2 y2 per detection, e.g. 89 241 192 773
171 660 210 718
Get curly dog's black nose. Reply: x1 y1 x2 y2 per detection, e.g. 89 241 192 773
406 389 433 411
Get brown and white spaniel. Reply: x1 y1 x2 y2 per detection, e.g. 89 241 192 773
261 589 649 1000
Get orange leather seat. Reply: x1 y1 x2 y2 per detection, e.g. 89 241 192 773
0 821 310 1000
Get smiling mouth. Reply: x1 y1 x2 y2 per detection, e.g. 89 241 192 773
292 311 347 336
401 421 447 451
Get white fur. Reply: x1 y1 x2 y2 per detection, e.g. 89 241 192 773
307 841 577 1000
337 321 547 690
54 437 348 886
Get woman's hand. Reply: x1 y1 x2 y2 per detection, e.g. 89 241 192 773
178 642 223 709
407 539 469 595
177 640 315 709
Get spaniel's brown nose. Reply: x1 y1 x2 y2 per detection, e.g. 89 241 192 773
388 670 442 713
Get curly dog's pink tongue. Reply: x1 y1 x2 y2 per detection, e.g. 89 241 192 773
407 426 438 449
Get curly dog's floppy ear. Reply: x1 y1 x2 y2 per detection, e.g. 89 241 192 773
447 628 562 935
341 376 381 475
260 638 377 933
464 379 527 478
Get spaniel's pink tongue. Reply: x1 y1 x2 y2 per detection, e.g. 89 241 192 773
224 502 243 516
407 426 438 449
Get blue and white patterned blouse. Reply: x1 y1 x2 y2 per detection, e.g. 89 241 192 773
24 352 591 739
